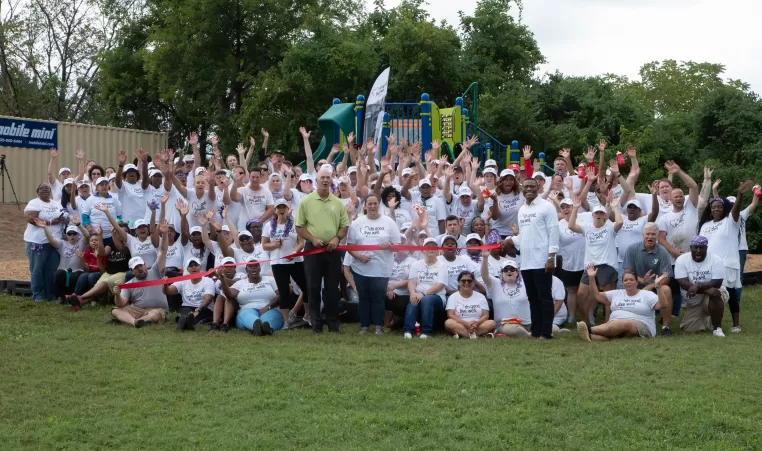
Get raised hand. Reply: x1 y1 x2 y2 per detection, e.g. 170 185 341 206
703 167 713 180
70 214 81 225
609 196 619 209
431 139 441 151
664 160 680 174
626 144 637 159
365 137 375 152
195 214 208 227
118 149 127 165
249 136 256 148
94 225 103 236
597 139 606 153
464 135 479 148
160 192 170 205
236 143 245 156
189 132 198 146
586 263 597 277
33 218 47 227
559 148 570 159
213 146 222 160
76 149 85 160
609 159 620 177
299 127 310 139
585 145 596 162
347 131 354 146
176 199 189 216
261 128 269 139
522 145 532 161
136 147 148 162
94 203 109 212
712 178 721 191
572 195 582 209
388 198 398 209
739 180 755 194
585 166 595 179
444 166 454 179
49 148 58 159
211 135 219 147
158 219 169 235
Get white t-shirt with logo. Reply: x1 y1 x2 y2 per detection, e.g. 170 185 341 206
347 215 401 278
237 185 274 229
489 192 524 236
389 256 416 295
57 237 86 271
699 217 741 269
381 205 412 230
233 243 271 276
185 191 212 230
172 277 216 309
582 221 618 268
408 259 447 298
446 291 489 322
558 219 585 272
605 289 658 336
551 276 568 326
23 198 65 244
656 201 699 264
81 194 121 239
231 276 278 310
674 254 725 307
615 216 647 263
165 240 184 269
118 181 147 224
262 220 303 265
448 200 479 234
488 279 530 325
126 235 158 269
215 272 246 297
409 192 446 237
437 255 479 292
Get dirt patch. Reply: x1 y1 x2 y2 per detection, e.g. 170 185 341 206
744 254 762 273
1 202 31 280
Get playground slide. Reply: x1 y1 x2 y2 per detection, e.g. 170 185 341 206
298 102 355 171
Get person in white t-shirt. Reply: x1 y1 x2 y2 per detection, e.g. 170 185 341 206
698 180 754 332
724 192 759 303
385 235 416 328
674 236 727 336
24 182 66 301
569 196 622 325
163 257 216 331
480 253 532 337
402 178 446 236
404 238 447 339
46 148 72 202
438 236 483 296
208 256 246 333
576 266 665 341
36 220 88 303
230 168 275 230
81 177 122 245
115 149 150 225
347 193 401 335
615 199 647 287
557 197 585 323
445 271 496 339
217 257 283 335
488 169 523 238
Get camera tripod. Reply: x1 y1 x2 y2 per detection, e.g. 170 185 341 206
0 153 21 209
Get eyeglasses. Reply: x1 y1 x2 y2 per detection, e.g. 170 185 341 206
502 268 518 273
66 232 79 236
459 279 474 284
239 236 251 241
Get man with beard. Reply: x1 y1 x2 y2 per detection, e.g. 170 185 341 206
623 223 674 336
674 236 727 337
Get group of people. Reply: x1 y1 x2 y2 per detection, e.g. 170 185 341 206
22 129 756 340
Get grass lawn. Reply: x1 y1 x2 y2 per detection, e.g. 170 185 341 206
1 288 761 451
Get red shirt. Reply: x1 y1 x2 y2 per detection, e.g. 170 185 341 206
82 249 107 272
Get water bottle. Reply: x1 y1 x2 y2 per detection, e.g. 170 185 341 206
754 185 762 198
415 322 421 336
616 151 625 166
577 163 585 178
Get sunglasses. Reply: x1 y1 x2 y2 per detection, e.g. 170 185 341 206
66 232 79 236
239 236 251 241
502 268 518 273
459 279 474 284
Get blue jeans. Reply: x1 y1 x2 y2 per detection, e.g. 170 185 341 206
75 272 101 295
351 270 388 329
25 242 60 301
404 294 444 335
236 308 284 331
737 250 747 302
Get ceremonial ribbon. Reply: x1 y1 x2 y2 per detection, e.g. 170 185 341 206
118 243 502 289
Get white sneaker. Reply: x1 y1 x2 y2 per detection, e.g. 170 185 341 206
419 334 429 339
403 332 413 339
452 334 459 339
713 328 725 337
469 332 477 340
730 326 741 333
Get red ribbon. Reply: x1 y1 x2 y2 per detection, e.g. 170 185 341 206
118 243 502 289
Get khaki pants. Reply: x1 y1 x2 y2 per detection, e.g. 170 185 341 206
499 323 561 337
113 305 166 323
680 289 728 333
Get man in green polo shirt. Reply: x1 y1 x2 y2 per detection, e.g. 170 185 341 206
296 167 350 333
623 222 674 336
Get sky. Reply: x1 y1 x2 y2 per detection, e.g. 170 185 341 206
368 0 762 95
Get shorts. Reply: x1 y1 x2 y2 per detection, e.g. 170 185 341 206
98 272 126 293
114 305 167 322
723 267 741 289
632 320 653 337
680 288 729 333
557 267 583 287
580 264 618 287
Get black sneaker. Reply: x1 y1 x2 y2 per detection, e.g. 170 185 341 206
208 323 220 334
661 327 672 337
185 314 196 331
176 313 188 331
262 322 273 336
220 324 230 333
252 319 263 336
135 319 146 329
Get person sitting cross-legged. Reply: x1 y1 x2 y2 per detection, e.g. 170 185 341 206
577 264 666 342
444 270 496 339
674 236 729 337
217 256 283 336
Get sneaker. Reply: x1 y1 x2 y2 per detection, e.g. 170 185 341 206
66 294 82 308
484 333 494 339
357 329 368 335
452 334 460 339
713 328 725 337
104 316 119 325
556 328 570 334
262 322 273 336
576 321 591 342
220 324 230 333
135 319 146 329
185 314 195 331
403 332 413 339
419 334 429 340
730 326 741 333
661 327 672 337
208 323 220 334
252 319 263 336
280 321 290 330
469 332 477 340
375 329 384 336
176 313 188 331
287 310 298 325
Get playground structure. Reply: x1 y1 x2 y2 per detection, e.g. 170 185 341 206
301 91 534 172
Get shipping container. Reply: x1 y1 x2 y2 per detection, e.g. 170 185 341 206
0 116 167 203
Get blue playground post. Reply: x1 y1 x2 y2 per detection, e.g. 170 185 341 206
510 140 519 169
355 95 365 143
420 93 432 160
381 112 390 157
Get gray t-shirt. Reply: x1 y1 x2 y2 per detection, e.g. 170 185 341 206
120 265 168 311
623 241 673 278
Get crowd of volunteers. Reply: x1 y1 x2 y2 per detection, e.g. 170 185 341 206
22 130 756 339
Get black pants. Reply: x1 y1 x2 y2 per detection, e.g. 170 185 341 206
386 294 409 317
303 242 342 332
54 269 83 299
178 306 213 324
521 268 554 338
271 262 308 310
165 268 182 312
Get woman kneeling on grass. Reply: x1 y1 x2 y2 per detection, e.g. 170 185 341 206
217 257 283 336
445 271 496 339
577 264 666 342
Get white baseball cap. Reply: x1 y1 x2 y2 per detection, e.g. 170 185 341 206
560 198 573 207
190 226 203 234
107 173 116 181
431 159 440 165
128 256 145 270
274 198 288 208
499 169 515 178
185 257 201 268
439 235 458 246
592 205 608 214
221 224 230 232
502 260 519 270
299 173 314 182
533 172 547 181
194 167 206 176
95 177 109 186
320 163 334 174
183 154 195 162
465 233 482 243
727 196 737 203
63 178 75 187
423 237 438 246
483 167 497 176
65 225 80 234
347 166 357 174
459 187 473 197
402 168 413 176
624 199 642 209
123 164 139 173
58 167 72 176
244 255 261 264
419 179 432 187
132 219 148 229
484 159 497 168
400 222 412 231
148 169 163 178
238 230 253 239
220 256 236 266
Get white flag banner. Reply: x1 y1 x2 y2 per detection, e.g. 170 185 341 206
363 67 390 158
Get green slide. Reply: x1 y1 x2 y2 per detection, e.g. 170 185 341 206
298 102 356 171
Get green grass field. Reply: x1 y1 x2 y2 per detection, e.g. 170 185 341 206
1 288 761 450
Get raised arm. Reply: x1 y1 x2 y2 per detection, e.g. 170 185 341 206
480 250 493 290
443 166 454 205
665 160 698 207
568 196 583 233
34 219 60 249
75 150 85 182
625 145 639 188
698 167 713 216
136 148 150 190
189 132 201 174
585 264 610 305
96 204 128 243
299 127 315 175
733 181 754 222
611 197 624 232
115 149 127 189
47 148 58 185
155 220 169 274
